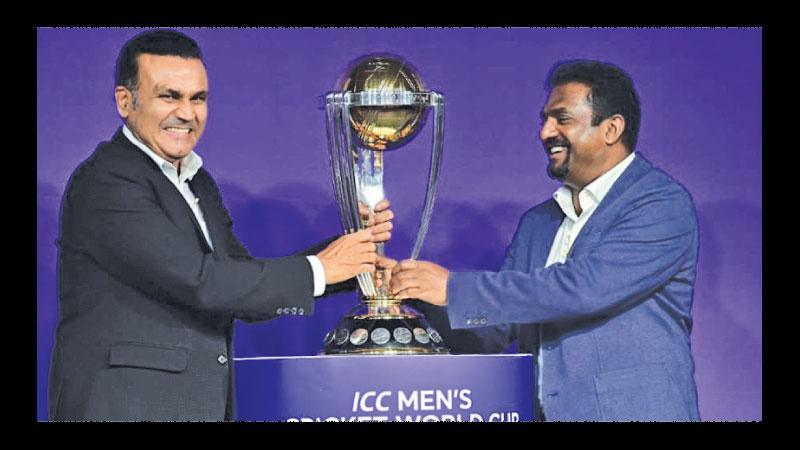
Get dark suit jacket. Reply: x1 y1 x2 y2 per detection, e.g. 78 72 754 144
48 128 352 421
446 155 700 421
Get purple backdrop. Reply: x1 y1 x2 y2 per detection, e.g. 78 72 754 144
37 28 762 421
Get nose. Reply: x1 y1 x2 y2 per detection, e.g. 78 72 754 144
174 99 196 122
539 117 558 142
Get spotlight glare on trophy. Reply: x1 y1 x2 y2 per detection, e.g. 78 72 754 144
322 54 448 355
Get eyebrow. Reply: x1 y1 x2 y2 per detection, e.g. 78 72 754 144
540 107 569 121
153 85 207 100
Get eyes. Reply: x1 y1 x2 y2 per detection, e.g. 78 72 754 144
539 113 571 125
157 93 207 104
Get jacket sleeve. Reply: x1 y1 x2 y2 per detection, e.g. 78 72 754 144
61 163 316 322
202 171 357 299
293 237 358 296
446 183 697 328
427 226 525 354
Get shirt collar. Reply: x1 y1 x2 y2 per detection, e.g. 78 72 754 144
552 152 637 220
122 125 203 182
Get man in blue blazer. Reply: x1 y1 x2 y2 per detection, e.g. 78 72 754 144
390 60 700 421
48 30 393 421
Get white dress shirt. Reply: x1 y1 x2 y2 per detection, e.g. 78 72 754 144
122 125 326 296
538 151 637 403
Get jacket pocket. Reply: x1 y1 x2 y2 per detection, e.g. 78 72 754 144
108 342 188 373
593 363 687 421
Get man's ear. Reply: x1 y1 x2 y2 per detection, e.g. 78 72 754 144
603 114 626 146
115 86 133 118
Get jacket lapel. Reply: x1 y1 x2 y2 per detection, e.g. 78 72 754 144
533 200 564 268
112 129 214 254
188 174 225 256
569 154 653 255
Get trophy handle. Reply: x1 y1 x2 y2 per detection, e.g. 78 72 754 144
325 94 352 232
325 93 376 297
410 91 445 260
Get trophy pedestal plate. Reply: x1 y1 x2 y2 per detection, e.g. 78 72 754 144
323 299 448 355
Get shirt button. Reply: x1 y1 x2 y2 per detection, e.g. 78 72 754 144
217 355 228 365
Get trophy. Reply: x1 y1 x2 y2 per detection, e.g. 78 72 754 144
321 55 448 355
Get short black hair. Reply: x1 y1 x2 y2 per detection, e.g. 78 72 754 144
547 60 641 152
115 29 203 94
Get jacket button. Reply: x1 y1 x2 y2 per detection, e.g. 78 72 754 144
298 308 304 315
217 355 228 365
291 307 297 315
479 318 487 325
276 308 284 315
466 319 473 325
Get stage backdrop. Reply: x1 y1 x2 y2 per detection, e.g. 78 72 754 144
37 28 761 421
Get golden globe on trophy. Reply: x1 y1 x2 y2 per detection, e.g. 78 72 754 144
321 55 448 355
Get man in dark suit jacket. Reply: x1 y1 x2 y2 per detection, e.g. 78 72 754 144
390 60 700 421
48 29 392 421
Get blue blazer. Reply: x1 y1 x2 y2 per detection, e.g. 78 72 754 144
446 154 700 421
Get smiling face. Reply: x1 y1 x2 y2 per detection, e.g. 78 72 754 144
539 82 607 189
115 54 208 167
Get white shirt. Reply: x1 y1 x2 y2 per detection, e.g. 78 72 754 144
122 125 326 297
538 152 637 403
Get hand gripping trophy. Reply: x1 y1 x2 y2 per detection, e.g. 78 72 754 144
322 55 448 355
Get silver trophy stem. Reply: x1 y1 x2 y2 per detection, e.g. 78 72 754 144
341 103 377 296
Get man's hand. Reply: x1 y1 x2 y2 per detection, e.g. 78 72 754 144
374 254 398 292
389 259 450 306
317 229 377 284
359 199 394 243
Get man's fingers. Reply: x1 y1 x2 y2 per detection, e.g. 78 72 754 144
391 259 416 275
376 255 397 269
374 198 391 212
390 276 419 295
372 231 391 242
398 259 418 271
352 229 373 241
373 208 394 223
394 270 421 283
370 220 393 234
359 263 376 274
395 287 421 300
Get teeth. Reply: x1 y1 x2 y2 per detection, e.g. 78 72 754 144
550 146 566 154
165 127 190 133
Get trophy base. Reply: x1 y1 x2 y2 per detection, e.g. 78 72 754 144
321 300 449 355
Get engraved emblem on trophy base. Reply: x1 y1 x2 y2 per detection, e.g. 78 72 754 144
322 55 448 355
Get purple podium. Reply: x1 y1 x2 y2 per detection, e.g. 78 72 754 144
234 354 535 422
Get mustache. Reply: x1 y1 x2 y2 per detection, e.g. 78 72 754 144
161 119 197 129
543 137 570 149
